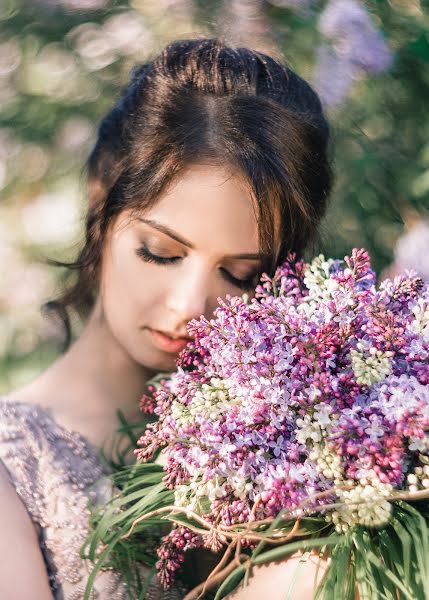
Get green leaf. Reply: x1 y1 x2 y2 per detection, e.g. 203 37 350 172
284 551 311 600
353 528 414 600
83 530 126 600
314 536 354 600
138 564 157 600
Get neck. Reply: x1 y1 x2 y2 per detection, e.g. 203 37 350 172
64 310 155 419
28 301 157 449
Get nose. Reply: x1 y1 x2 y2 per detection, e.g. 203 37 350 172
165 262 211 325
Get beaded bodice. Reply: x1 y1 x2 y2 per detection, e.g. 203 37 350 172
0 398 179 600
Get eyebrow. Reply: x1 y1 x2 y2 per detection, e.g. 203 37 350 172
138 217 264 260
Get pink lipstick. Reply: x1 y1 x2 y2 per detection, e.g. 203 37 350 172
149 329 191 354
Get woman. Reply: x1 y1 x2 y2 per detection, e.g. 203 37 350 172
0 38 332 599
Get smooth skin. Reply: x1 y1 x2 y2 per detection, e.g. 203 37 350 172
225 553 330 600
2 164 324 598
0 462 53 599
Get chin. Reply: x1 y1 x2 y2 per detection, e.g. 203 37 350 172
132 347 178 374
118 329 182 374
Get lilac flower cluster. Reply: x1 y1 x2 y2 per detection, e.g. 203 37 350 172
137 249 429 586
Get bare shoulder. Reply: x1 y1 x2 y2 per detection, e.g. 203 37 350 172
225 553 328 600
1 375 53 408
0 462 53 598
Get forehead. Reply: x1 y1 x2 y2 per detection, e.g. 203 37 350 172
136 164 260 254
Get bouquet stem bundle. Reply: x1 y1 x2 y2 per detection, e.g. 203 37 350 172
84 464 429 599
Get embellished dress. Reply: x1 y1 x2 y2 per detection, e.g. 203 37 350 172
0 398 179 600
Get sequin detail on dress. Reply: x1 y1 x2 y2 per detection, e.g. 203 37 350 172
0 398 181 600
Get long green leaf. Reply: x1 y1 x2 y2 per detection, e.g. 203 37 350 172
83 530 126 600
353 529 414 600
284 551 311 600
138 564 157 600
89 482 171 556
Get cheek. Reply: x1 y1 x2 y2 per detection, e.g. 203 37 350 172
205 279 256 320
103 253 176 324
203 281 239 320
100 251 144 323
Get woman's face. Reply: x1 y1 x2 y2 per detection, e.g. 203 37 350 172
97 164 264 372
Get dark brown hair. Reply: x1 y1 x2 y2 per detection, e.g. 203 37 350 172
44 37 332 349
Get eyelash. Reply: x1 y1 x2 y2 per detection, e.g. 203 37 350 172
136 245 179 265
135 245 258 290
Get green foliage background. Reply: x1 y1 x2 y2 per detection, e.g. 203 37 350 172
1 0 428 392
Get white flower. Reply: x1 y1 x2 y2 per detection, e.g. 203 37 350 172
409 435 429 453
410 295 429 341
330 475 393 531
303 255 338 301
350 347 392 386
313 403 333 428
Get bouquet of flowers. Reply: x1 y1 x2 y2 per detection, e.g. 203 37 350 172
84 249 429 600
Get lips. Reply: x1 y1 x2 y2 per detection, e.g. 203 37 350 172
148 329 192 354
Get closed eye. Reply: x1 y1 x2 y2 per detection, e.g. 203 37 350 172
219 267 259 290
135 244 181 265
136 244 259 290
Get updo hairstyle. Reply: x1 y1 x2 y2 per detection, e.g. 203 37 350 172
45 38 332 348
